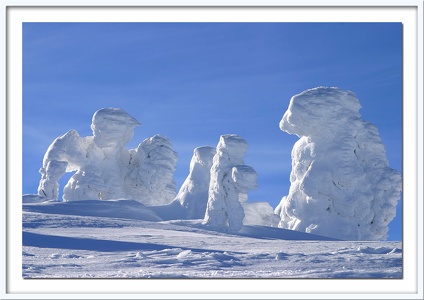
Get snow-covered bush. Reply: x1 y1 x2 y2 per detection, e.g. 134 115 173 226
173 146 216 219
275 87 402 240
38 108 178 205
203 134 258 232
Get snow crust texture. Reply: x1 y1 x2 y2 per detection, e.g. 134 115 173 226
22 201 403 279
38 108 177 205
275 87 402 240
204 134 258 232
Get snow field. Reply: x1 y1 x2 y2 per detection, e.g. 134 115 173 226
22 201 402 279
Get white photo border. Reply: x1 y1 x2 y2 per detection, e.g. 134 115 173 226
1 2 423 299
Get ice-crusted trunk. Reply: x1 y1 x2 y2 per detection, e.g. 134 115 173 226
37 108 178 205
173 146 216 219
275 87 402 240
203 134 258 232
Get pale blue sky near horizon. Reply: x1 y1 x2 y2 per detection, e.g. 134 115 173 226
22 22 403 240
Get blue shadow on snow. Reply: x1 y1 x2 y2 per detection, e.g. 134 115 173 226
22 231 242 253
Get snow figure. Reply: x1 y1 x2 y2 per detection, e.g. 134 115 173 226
203 134 258 232
275 87 402 240
173 146 216 219
38 108 140 201
125 134 178 206
37 108 178 204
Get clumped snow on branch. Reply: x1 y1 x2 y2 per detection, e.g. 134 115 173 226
38 108 177 205
275 87 402 240
203 134 258 232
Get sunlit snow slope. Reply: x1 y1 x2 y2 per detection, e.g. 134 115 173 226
22 199 402 279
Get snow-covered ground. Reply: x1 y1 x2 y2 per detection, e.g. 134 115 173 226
22 199 402 279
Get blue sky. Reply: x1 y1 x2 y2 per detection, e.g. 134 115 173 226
22 22 402 240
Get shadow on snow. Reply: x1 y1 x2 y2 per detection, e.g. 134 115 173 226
22 231 242 254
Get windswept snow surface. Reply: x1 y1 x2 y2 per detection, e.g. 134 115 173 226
22 199 402 278
276 87 402 241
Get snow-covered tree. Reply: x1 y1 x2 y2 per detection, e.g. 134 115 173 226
38 108 178 205
173 146 216 219
275 87 402 240
203 134 258 232
39 108 140 201
125 134 178 206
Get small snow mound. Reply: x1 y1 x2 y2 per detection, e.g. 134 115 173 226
23 194 54 203
23 199 163 222
50 253 61 259
135 252 145 259
176 250 192 259
62 253 82 259
242 202 279 227
357 246 402 255
275 252 290 260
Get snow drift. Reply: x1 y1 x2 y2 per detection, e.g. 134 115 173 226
275 87 402 240
23 199 162 222
242 202 280 227
37 108 177 205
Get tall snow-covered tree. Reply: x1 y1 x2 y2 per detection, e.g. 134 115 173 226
203 134 258 232
275 87 402 240
125 134 178 206
173 146 216 219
